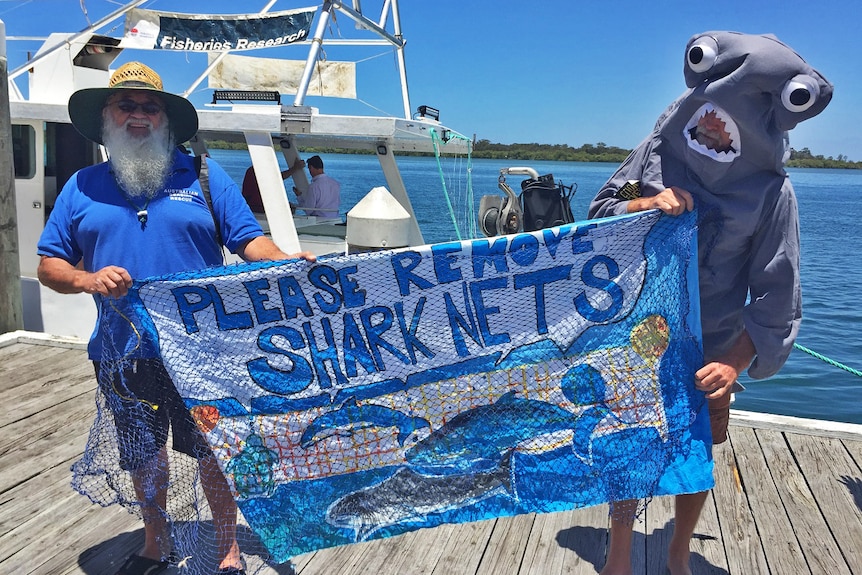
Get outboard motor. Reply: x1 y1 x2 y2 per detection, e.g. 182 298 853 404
479 167 576 237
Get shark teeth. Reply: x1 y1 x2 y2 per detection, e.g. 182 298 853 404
683 103 741 163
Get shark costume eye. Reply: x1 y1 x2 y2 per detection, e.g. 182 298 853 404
687 36 719 73
782 74 820 113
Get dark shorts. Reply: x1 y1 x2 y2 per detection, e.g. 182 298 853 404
94 359 211 471
708 392 732 445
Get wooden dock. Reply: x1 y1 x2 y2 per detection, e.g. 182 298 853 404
2 331 861 575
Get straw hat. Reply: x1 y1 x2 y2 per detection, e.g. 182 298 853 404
68 61 198 145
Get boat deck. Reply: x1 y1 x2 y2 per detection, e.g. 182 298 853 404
2 333 861 575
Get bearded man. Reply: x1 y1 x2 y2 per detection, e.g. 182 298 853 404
36 61 314 575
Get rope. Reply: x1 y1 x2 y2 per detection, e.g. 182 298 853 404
105 298 160 410
793 343 862 378
430 128 475 241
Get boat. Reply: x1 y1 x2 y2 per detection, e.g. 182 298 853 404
5 0 477 339
5 7 861 575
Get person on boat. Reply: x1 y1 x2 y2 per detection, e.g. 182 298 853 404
35 61 315 575
587 31 832 575
240 162 304 214
292 154 341 218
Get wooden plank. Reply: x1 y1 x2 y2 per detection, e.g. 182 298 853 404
731 426 810 573
0 390 94 458
387 523 457 574
521 508 579 575
68 529 143 575
0 418 91 494
643 489 673 575
755 428 851 574
475 513 534 575
0 344 71 376
339 532 413 575
641 482 727 575
0 361 95 427
730 410 862 442
4 496 139 575
711 433 769 574
299 537 375 575
786 433 862 573
690 488 729 574
0 451 83 537
432 518 495 575
558 503 609 575
841 436 862 471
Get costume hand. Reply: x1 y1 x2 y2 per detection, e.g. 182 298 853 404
87 266 133 298
629 186 693 216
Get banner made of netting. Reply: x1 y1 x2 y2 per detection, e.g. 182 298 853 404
128 209 712 562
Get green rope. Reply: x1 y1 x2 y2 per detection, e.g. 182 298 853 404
793 343 862 377
431 128 475 241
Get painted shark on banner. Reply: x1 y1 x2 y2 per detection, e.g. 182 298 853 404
128 209 713 562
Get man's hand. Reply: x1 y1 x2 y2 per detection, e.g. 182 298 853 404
38 256 132 298
238 236 317 263
627 186 694 216
86 266 134 298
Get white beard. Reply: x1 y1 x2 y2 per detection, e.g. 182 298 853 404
103 115 175 200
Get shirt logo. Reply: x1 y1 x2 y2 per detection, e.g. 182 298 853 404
167 189 199 203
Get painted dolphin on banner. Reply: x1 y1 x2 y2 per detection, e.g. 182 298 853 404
300 397 431 448
404 391 576 474
326 450 514 542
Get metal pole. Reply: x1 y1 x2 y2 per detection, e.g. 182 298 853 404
389 0 411 119
293 1 335 107
0 19 24 333
7 0 148 81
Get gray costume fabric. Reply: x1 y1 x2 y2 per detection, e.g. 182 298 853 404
589 31 833 379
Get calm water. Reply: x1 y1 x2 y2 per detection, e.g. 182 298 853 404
208 149 862 425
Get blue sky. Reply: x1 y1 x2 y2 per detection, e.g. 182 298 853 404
2 0 859 160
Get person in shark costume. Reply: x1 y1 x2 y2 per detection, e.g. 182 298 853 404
588 31 832 575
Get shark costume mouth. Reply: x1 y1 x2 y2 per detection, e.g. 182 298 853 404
683 103 741 163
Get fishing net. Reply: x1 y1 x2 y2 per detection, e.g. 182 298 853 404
71 210 711 572
431 128 477 241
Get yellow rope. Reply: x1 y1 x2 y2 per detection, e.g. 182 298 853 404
106 299 159 410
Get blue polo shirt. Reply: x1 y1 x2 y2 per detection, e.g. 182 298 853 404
38 150 264 360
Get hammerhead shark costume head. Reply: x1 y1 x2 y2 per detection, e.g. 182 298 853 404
590 31 833 379
661 31 833 184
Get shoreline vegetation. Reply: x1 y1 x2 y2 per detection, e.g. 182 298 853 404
205 139 862 169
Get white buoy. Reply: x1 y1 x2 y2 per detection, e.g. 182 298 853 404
346 186 411 253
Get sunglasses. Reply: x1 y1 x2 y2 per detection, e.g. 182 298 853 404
111 100 165 116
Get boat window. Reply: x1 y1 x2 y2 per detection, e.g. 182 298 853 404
12 124 37 179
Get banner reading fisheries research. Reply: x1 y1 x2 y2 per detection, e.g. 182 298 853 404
120 7 317 51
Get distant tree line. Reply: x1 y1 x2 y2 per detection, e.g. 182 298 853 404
786 147 862 169
472 140 862 169
204 139 861 169
471 140 631 163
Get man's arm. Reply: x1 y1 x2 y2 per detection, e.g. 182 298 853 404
283 158 306 181
236 236 316 263
37 256 133 298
